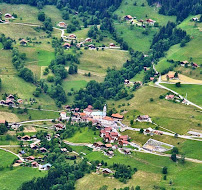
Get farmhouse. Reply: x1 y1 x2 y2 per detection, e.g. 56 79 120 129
137 115 151 122
165 94 175 100
20 39 28 46
111 113 124 120
192 63 198 68
26 156 35 161
107 150 114 157
124 15 133 21
54 123 66 131
63 43 71 49
105 144 112 148
68 34 76 39
40 147 47 153
102 168 113 174
4 13 13 19
192 17 198 21
146 19 156 25
119 140 129 146
0 120 6 124
166 74 175 79
58 22 67 28
104 133 114 143
21 135 31 141
85 38 92 42
60 111 67 120
39 163 52 170
93 141 104 148
88 44 95 49
144 127 154 136
31 161 39 168
118 135 129 141
102 116 114 125
109 43 115 48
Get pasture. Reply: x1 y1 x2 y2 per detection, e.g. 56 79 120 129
162 84 202 107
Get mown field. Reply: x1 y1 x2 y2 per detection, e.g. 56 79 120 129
156 15 202 74
108 86 202 134
162 84 202 107
80 150 202 190
0 150 46 190
114 0 176 52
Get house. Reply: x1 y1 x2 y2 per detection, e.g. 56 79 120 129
102 116 114 125
16 160 23 164
31 161 39 168
54 123 66 131
21 135 31 141
68 34 76 39
107 151 114 157
61 148 68 152
192 17 198 21
39 163 52 170
104 133 114 143
93 141 104 148
150 77 154 81
119 140 129 146
4 13 13 19
165 94 175 100
74 108 80 112
88 44 95 49
105 127 113 133
192 63 198 68
146 19 155 25
20 39 28 46
83 105 93 115
105 144 112 148
109 43 115 48
85 38 92 42
9 123 21 130
40 147 47 153
144 127 154 135
124 79 130 84
30 143 38 149
63 43 71 49
137 115 151 122
166 74 175 79
181 60 189 65
27 156 35 161
123 149 131 154
64 105 71 111
110 132 119 141
46 134 51 141
60 111 67 120
124 15 133 21
118 135 129 141
19 150 26 155
58 22 67 28
111 113 124 120
102 168 113 174
0 120 5 125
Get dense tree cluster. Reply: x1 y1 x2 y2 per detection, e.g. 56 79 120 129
147 0 202 21
0 34 13 49
0 122 8 135
151 22 190 59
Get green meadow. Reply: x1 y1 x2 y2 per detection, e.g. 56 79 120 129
162 84 202 107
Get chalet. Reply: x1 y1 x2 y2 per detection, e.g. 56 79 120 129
124 79 130 84
61 148 68 152
118 135 129 141
4 13 13 19
55 123 66 131
93 141 104 148
192 63 198 68
144 127 154 135
88 44 95 49
137 115 151 122
39 163 52 170
102 168 113 174
27 156 35 161
181 60 189 65
102 116 114 125
104 133 114 143
124 15 133 21
119 140 129 146
111 113 124 120
20 39 28 46
16 160 23 164
166 74 175 79
107 151 114 157
146 19 155 25
165 94 175 100
40 147 47 153
83 105 93 115
17 99 23 104
150 77 154 81
31 161 39 168
64 105 71 111
109 43 115 48
60 111 67 120
85 38 92 42
139 19 144 23
30 144 38 149
68 34 76 39
74 108 80 112
192 17 198 21
21 135 31 141
58 22 67 28
105 144 112 148
63 43 71 49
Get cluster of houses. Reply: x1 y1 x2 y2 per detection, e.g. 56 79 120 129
0 94 23 106
124 15 156 27
180 60 199 68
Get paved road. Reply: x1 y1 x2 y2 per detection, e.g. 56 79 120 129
0 147 24 162
63 140 92 147
18 119 55 124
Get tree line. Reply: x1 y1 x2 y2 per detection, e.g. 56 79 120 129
147 0 202 21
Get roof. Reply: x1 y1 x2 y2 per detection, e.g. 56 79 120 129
125 15 133 19
103 116 114 121
0 120 5 124
103 168 113 173
105 144 112 148
120 140 129 144
63 43 71 47
95 141 104 146
110 132 118 136
139 115 149 119
119 135 128 140
84 108 93 113
80 113 86 116
111 113 124 119
166 95 174 99
31 161 38 165
28 156 35 160
20 39 28 43
60 112 66 115
22 135 30 139
42 163 52 167
105 127 112 131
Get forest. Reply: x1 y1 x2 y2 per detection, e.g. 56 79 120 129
147 0 202 21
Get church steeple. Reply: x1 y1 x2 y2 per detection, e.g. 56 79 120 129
103 104 107 117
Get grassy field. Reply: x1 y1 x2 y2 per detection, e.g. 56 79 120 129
0 150 46 190
115 0 176 26
162 84 202 106
156 15 202 73
130 70 145 82
66 127 102 143
83 150 202 190
79 49 129 74
108 86 202 134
